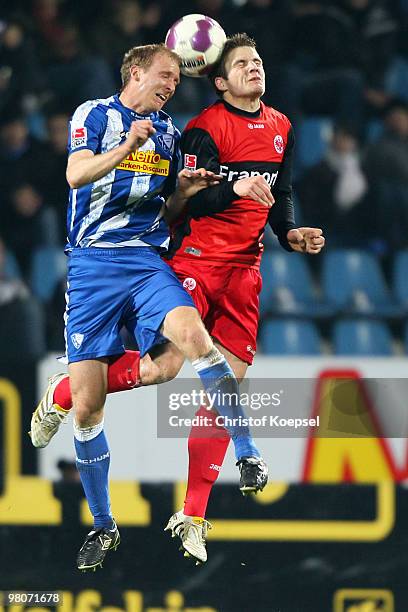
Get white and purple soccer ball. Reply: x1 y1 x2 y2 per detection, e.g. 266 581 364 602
165 14 227 78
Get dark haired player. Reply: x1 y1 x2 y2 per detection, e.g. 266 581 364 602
164 33 325 559
31 36 324 566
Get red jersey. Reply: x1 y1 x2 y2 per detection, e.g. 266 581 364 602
169 100 296 268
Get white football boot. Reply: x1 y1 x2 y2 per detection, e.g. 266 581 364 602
30 373 70 448
164 510 212 564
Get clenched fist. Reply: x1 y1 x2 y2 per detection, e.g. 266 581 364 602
125 120 156 152
287 227 325 254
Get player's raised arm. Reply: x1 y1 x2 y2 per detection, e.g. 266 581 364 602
66 120 156 188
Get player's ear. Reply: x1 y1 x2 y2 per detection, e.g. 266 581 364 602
215 76 228 93
130 64 141 81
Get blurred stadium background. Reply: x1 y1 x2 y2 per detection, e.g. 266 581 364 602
1 0 408 610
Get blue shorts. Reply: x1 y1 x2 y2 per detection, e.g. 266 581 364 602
65 247 195 363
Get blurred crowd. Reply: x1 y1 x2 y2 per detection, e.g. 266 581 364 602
1 0 408 357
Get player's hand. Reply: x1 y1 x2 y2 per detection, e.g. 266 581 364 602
125 120 156 151
287 227 325 254
233 175 275 208
177 167 222 199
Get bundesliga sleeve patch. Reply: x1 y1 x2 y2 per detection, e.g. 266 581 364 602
71 127 88 149
184 153 197 171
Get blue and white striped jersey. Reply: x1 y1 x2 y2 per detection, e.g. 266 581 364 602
66 94 180 251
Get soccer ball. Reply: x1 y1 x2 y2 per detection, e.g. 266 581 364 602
165 14 227 78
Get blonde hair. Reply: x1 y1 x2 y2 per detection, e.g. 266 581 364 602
121 43 181 89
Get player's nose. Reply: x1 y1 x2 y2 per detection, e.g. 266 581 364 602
166 82 177 95
248 60 260 70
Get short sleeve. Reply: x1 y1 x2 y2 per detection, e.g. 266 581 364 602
67 101 106 155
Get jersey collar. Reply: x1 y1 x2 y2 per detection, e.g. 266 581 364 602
113 94 158 121
221 99 262 119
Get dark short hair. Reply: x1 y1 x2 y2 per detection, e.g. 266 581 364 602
208 33 257 98
121 43 181 89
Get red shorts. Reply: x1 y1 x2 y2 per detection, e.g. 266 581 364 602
168 259 262 365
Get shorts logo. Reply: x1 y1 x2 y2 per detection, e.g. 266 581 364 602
71 127 87 148
184 154 197 171
247 344 256 356
183 277 196 291
274 134 284 154
71 333 84 349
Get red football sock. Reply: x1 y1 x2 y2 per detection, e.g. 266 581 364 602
184 405 230 518
106 350 141 392
53 350 141 410
53 376 72 410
